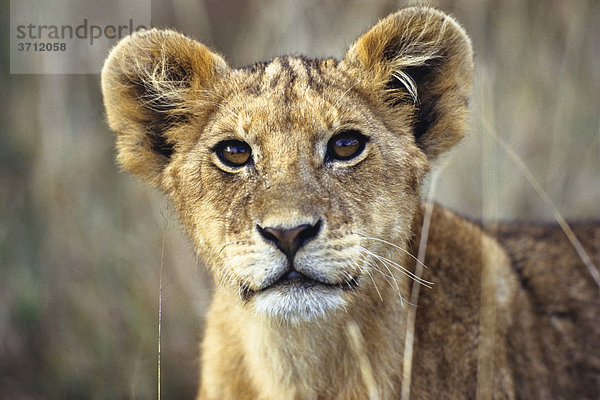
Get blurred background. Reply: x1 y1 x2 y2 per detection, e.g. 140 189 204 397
1 0 598 398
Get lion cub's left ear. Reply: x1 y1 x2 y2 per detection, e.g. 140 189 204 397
342 7 473 160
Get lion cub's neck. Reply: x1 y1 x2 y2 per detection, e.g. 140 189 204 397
202 271 410 399
249 291 406 399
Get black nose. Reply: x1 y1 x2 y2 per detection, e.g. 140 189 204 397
258 220 321 259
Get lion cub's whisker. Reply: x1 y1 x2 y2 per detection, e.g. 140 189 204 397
358 252 400 286
356 254 406 305
355 233 429 270
353 258 384 302
358 247 433 288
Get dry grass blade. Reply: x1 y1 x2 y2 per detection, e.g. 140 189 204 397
157 211 169 400
482 117 600 290
401 168 443 400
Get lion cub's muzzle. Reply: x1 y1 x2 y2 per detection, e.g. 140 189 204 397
247 219 358 296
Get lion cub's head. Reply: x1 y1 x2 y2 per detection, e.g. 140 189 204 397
101 7 472 322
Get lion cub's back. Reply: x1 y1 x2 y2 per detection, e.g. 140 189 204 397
493 221 600 399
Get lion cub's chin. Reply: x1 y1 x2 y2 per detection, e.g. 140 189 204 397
251 284 347 323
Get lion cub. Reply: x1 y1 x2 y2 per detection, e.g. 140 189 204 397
101 6 599 399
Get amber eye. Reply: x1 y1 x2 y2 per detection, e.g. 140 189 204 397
326 130 368 161
214 140 252 167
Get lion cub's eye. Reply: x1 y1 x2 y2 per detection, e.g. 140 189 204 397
326 130 368 161
214 140 252 167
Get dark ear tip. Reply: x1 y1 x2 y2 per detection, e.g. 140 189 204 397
102 28 182 75
388 6 473 51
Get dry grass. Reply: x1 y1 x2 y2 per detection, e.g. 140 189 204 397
0 0 598 398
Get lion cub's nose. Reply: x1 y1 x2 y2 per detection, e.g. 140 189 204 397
258 221 321 259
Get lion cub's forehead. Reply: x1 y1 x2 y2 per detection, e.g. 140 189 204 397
217 56 366 142
241 55 341 98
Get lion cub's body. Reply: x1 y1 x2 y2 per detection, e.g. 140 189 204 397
101 7 600 399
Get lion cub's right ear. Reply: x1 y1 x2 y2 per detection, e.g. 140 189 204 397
342 7 473 161
101 29 228 187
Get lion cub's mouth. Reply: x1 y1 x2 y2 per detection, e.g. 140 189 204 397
240 270 358 302
269 270 359 291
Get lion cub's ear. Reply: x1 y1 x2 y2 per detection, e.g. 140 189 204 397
101 29 228 187
342 7 473 160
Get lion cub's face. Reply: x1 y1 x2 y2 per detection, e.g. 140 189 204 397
102 8 473 321
171 57 427 320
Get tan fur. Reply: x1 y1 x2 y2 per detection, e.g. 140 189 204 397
101 7 600 399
